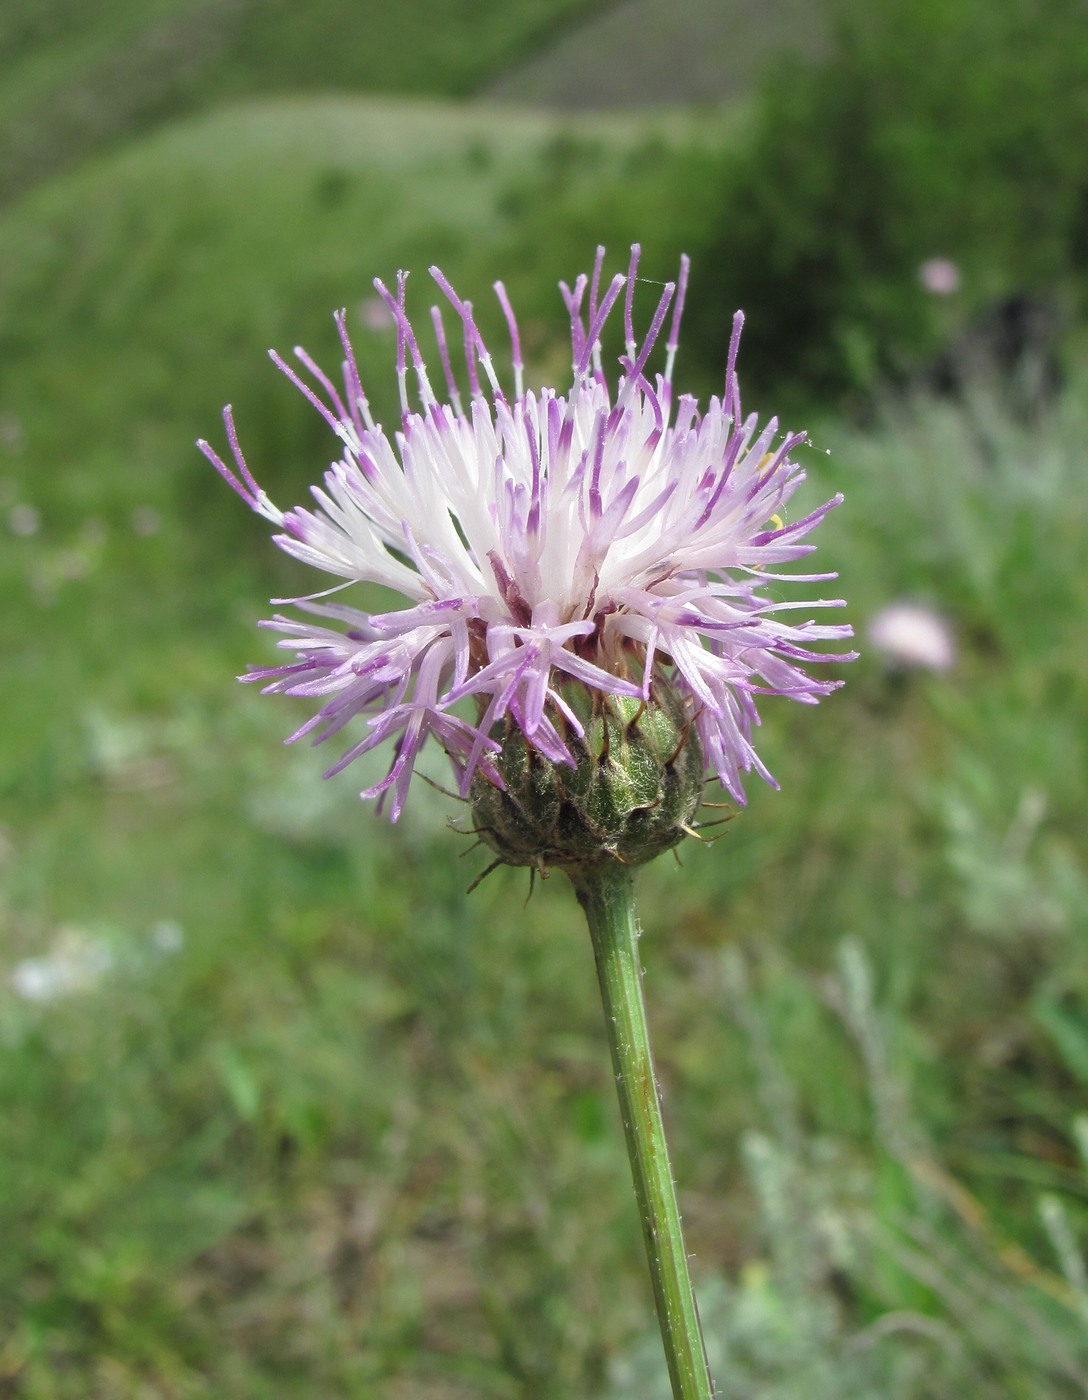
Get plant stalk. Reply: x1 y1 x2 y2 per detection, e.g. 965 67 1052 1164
568 861 715 1400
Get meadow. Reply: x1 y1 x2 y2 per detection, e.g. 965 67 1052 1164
1 2 1087 1396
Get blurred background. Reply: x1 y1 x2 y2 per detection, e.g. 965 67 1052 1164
1 0 1087 1395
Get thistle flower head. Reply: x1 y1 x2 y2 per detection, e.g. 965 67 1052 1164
199 246 855 828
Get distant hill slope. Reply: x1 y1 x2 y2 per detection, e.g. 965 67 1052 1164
0 0 611 204
0 93 727 511
483 0 826 108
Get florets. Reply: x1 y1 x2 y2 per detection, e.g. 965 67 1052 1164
199 246 855 829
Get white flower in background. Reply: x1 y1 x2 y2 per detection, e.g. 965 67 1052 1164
10 928 112 1003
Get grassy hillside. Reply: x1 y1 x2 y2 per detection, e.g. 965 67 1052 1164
0 92 728 508
0 0 612 201
483 0 826 108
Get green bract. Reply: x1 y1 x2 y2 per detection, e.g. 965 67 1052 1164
471 678 706 873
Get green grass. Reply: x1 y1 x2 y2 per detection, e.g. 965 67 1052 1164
1 18 1088 1398
5 367 1087 1395
0 0 613 201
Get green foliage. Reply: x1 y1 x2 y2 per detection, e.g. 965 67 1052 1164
2 4 1088 1392
5 336 1088 1394
685 0 1088 404
0 0 610 201
605 943 1088 1398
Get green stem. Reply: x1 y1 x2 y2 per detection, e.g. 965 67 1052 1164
567 861 715 1400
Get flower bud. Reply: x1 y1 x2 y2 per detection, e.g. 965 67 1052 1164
471 678 705 873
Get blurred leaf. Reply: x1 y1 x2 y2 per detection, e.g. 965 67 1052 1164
1033 996 1088 1089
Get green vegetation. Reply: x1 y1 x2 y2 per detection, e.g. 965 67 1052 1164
0 0 610 200
1 1 1087 1395
685 0 1088 404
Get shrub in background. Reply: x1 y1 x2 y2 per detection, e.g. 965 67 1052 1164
686 0 1088 407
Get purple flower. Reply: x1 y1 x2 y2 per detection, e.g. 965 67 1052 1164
200 247 854 821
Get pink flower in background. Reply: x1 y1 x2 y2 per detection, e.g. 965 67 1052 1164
358 295 394 333
919 258 961 296
200 247 854 819
868 601 955 673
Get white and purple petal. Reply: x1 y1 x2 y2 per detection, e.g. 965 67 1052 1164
203 247 855 818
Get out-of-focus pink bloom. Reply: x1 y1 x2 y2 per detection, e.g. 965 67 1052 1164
358 295 395 332
868 601 955 673
919 258 961 296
